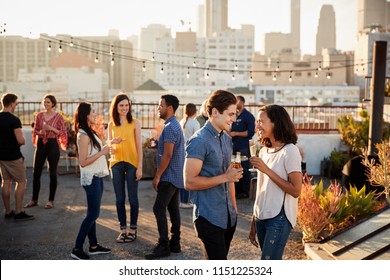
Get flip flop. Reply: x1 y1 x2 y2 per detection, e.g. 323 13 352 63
44 201 54 209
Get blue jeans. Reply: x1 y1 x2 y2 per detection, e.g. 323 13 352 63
153 181 181 245
74 176 104 249
111 162 139 230
255 208 292 260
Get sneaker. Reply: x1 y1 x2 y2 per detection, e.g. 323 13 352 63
88 244 111 255
4 210 15 219
180 202 193 209
116 232 132 243
14 211 34 222
71 248 90 260
169 240 181 253
145 243 170 259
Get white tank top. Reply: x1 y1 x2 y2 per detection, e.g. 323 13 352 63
78 129 109 186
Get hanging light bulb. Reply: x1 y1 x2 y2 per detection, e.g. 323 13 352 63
315 71 318 78
276 61 280 72
193 57 196 67
111 57 115 66
232 73 235 80
273 72 277 81
47 41 52 51
318 61 322 71
326 68 331 79
205 68 209 79
58 40 63 53
249 72 253 83
288 71 292 83
160 62 164 74
151 52 155 61
94 52 99 63
110 45 114 56
142 61 146 72
186 67 190 79
69 37 74 47
234 60 238 70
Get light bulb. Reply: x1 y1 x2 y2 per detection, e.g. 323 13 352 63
47 41 52 51
315 72 318 78
273 74 277 81
69 37 74 47
58 40 63 53
151 52 155 61
232 74 235 80
142 62 146 72
187 72 190 79
160 63 164 74
111 57 114 66
193 58 196 67
95 52 99 63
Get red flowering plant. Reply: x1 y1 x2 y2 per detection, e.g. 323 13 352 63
91 114 107 143
298 175 385 243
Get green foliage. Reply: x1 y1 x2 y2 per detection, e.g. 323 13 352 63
337 110 369 155
298 175 384 243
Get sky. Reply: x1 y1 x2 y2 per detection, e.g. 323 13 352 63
0 0 357 55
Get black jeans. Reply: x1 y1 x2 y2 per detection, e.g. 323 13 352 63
153 181 181 245
194 215 237 260
32 138 60 201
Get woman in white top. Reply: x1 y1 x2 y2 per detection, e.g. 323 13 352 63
179 103 200 208
70 102 121 260
249 104 302 260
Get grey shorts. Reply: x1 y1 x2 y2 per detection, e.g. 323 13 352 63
0 158 27 182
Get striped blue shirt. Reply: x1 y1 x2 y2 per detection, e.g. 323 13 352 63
157 116 185 189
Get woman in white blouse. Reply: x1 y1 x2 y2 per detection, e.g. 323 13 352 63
70 102 121 260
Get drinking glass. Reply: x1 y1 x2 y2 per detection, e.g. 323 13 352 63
249 143 257 172
108 143 116 162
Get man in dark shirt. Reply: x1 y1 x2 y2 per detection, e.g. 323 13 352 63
0 93 34 221
229 95 255 198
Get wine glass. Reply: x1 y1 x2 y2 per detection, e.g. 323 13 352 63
249 143 257 172
107 143 116 162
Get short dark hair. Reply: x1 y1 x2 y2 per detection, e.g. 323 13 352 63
1 93 18 107
161 94 179 113
207 89 237 115
259 104 297 147
43 94 57 107
237 95 245 103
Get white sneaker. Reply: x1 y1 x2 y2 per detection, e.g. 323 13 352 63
180 202 193 209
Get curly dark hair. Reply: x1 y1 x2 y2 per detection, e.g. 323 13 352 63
259 104 297 148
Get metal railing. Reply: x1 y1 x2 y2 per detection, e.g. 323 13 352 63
14 102 363 132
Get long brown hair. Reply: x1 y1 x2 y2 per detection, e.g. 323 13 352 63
182 103 197 129
74 102 101 153
109 93 133 126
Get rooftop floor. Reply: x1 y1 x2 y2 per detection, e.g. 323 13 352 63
0 167 306 260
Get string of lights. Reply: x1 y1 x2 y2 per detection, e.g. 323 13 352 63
38 34 384 82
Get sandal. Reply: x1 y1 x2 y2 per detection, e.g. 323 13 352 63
127 230 137 242
24 200 38 208
117 232 131 243
44 201 54 209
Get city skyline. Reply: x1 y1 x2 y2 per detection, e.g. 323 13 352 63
1 0 357 56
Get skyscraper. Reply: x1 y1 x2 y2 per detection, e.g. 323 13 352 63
316 5 336 55
358 0 390 32
291 0 301 54
205 0 228 37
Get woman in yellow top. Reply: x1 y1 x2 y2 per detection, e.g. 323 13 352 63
108 94 143 243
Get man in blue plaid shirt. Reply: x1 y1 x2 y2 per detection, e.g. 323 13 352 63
145 94 185 260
